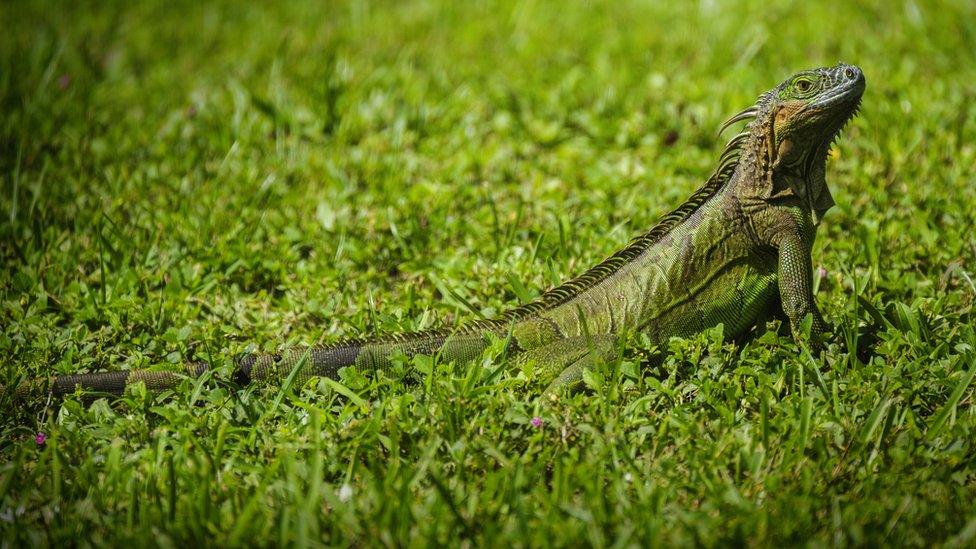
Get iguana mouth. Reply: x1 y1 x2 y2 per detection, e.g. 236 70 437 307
809 65 865 113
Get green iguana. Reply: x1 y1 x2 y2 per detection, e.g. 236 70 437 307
25 63 865 400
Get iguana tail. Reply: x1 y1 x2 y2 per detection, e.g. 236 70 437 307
20 329 495 400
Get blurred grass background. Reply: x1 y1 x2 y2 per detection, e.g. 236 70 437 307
1 0 975 545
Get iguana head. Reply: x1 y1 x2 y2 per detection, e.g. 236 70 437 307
764 64 865 169
722 63 865 222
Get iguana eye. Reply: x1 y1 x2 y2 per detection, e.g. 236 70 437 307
796 79 812 92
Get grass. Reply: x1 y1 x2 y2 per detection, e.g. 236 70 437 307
1 0 975 545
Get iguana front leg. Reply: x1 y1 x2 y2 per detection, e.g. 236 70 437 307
777 233 829 349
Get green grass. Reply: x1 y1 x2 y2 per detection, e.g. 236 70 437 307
2 0 976 545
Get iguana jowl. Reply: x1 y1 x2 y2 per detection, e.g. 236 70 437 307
33 63 865 398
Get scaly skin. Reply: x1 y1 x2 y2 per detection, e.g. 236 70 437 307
24 63 865 400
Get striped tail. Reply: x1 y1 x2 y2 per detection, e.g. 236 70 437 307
19 328 496 400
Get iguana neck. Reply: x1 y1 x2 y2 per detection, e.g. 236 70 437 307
730 108 834 224
775 149 833 224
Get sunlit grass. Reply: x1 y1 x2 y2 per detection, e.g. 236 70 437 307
1 0 975 545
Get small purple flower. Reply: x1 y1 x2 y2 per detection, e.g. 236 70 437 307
34 432 47 446
530 416 543 428
56 74 71 91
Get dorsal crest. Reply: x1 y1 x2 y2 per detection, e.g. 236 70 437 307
483 110 755 325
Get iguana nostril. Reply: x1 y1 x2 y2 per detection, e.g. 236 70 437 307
845 67 856 79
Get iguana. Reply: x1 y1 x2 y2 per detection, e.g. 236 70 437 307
23 63 865 400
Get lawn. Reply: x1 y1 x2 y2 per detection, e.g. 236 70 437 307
2 0 975 545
